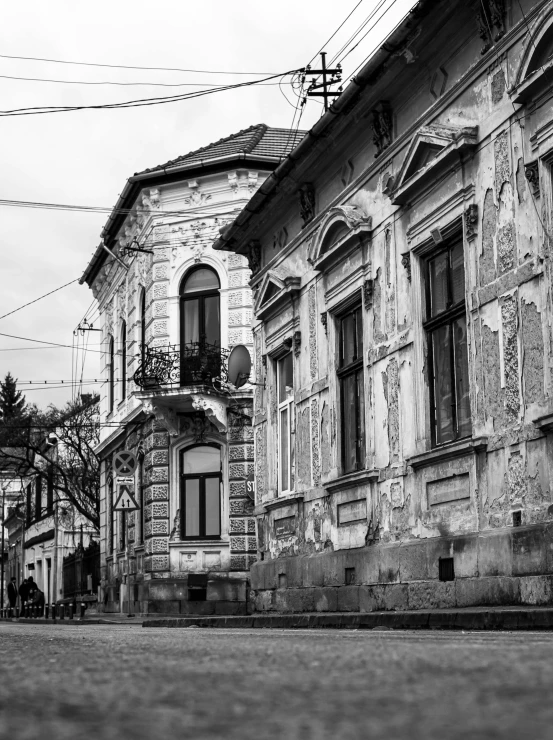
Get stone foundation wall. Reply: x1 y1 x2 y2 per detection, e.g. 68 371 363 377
251 522 553 613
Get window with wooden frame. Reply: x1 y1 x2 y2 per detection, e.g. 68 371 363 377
120 321 127 401
277 353 294 495
180 445 221 540
338 302 365 474
108 336 115 414
424 237 471 446
46 466 54 514
35 476 42 520
140 289 146 366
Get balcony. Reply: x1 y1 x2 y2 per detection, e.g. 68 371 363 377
133 342 231 435
133 342 229 391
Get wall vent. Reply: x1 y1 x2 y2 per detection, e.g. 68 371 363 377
439 557 455 582
345 567 356 585
512 511 522 527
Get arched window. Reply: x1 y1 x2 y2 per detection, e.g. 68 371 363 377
180 267 220 347
120 321 127 400
180 267 221 385
108 336 115 413
526 27 553 78
140 289 146 366
180 445 221 540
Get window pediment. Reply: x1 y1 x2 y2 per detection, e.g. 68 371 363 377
512 12 553 104
391 124 478 206
254 270 301 320
309 206 372 272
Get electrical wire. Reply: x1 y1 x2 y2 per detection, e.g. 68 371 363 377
0 278 79 321
0 73 283 88
0 69 301 117
329 0 389 65
0 52 277 76
306 0 367 67
337 0 400 68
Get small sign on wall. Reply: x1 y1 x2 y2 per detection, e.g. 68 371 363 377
337 499 367 526
275 515 295 538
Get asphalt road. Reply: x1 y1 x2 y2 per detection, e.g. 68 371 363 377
1 624 553 740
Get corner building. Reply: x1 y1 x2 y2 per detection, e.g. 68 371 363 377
81 126 304 614
215 0 553 612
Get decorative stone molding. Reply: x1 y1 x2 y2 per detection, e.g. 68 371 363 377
185 181 211 207
293 330 302 358
299 183 316 227
248 171 258 193
228 172 238 194
371 102 393 157
524 161 540 198
476 0 505 55
401 252 412 282
363 279 374 310
320 312 328 335
309 205 372 271
192 394 228 433
464 204 479 241
142 400 179 436
181 412 213 443
247 241 261 275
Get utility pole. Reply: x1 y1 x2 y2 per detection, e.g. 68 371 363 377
306 52 343 112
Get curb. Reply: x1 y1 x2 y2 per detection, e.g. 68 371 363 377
141 608 553 631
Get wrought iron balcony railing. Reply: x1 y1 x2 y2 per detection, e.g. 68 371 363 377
133 342 229 390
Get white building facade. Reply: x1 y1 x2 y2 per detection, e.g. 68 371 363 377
81 125 304 614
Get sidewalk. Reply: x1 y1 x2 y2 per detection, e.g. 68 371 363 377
3 606 553 630
142 606 553 631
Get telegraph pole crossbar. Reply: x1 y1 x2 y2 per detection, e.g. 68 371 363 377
306 52 342 112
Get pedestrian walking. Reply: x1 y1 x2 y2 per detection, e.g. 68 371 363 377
7 577 17 613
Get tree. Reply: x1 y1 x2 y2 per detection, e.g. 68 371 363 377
0 373 27 444
0 395 101 530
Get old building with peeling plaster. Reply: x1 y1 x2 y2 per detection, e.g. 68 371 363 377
215 0 553 613
80 126 304 614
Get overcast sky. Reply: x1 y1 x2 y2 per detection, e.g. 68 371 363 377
0 0 417 410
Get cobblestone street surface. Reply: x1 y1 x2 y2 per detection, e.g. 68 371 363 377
1 624 553 740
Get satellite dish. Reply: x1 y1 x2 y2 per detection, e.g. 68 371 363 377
227 345 252 388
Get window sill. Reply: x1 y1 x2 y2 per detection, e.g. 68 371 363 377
324 469 379 494
169 539 228 547
406 436 487 470
263 493 305 512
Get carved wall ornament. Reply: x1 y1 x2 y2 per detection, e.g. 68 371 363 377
371 102 393 157
185 181 211 207
282 337 293 352
228 172 238 193
477 0 505 54
261 354 267 369
142 188 160 211
293 330 302 357
363 279 374 310
320 312 328 336
181 412 213 443
247 241 262 275
464 204 479 240
248 171 258 193
191 395 227 432
400 253 412 282
524 161 540 198
299 183 316 227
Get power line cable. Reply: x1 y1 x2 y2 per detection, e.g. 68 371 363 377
0 69 301 117
0 52 277 76
329 0 389 65
0 278 79 321
337 0 400 67
0 72 283 88
306 0 367 67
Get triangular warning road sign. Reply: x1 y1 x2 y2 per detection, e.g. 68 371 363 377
114 486 139 511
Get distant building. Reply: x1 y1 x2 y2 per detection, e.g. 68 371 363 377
80 126 305 614
215 0 553 612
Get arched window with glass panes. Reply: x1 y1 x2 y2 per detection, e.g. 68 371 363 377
180 445 221 540
179 266 221 385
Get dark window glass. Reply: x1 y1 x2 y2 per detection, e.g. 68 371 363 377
26 483 32 525
120 321 127 400
108 336 115 413
425 239 471 446
47 468 54 512
180 267 221 385
338 304 365 473
35 476 42 520
140 290 146 365
277 354 294 493
180 446 221 540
